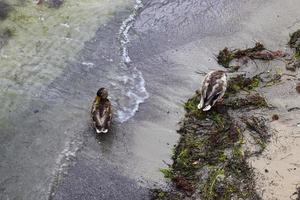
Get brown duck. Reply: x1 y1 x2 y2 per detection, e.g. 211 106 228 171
197 70 227 111
91 88 112 133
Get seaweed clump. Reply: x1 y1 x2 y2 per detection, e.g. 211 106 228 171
226 93 267 109
217 42 286 70
152 74 270 200
243 116 270 154
291 186 300 200
289 29 300 57
225 75 261 96
286 30 300 71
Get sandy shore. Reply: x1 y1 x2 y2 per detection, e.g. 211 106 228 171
127 0 300 199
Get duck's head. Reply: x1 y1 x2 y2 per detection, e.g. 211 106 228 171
97 87 108 99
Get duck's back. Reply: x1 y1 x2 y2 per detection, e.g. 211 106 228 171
91 98 112 130
202 71 225 99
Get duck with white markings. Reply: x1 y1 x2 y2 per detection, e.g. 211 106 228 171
91 88 113 133
197 70 227 111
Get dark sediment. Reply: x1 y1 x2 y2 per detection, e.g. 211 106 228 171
289 29 300 57
0 27 15 48
0 1 15 48
46 0 64 8
36 0 64 8
287 29 300 71
0 1 11 20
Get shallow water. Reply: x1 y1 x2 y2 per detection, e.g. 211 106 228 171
0 0 143 199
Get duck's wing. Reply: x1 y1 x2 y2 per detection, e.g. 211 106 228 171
106 101 113 127
91 98 99 115
91 98 98 127
204 72 226 107
102 101 113 129
206 83 223 102
201 71 213 100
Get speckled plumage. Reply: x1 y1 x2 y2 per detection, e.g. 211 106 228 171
91 88 112 133
198 70 227 111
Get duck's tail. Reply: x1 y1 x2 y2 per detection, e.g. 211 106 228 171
96 128 108 133
202 105 211 111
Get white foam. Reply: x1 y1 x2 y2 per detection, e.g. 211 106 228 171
48 131 83 197
117 0 149 123
81 62 95 68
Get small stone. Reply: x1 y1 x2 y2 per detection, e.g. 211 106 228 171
33 109 39 113
286 64 296 72
272 114 279 121
296 83 300 94
265 169 269 173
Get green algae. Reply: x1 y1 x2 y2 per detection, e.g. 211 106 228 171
217 47 235 68
202 168 225 200
151 189 182 200
0 0 133 105
225 75 261 98
184 96 205 120
151 189 167 200
160 168 174 179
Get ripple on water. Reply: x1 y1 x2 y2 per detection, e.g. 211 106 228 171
116 0 149 122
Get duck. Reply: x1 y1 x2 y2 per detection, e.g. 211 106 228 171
197 70 227 111
91 88 113 133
